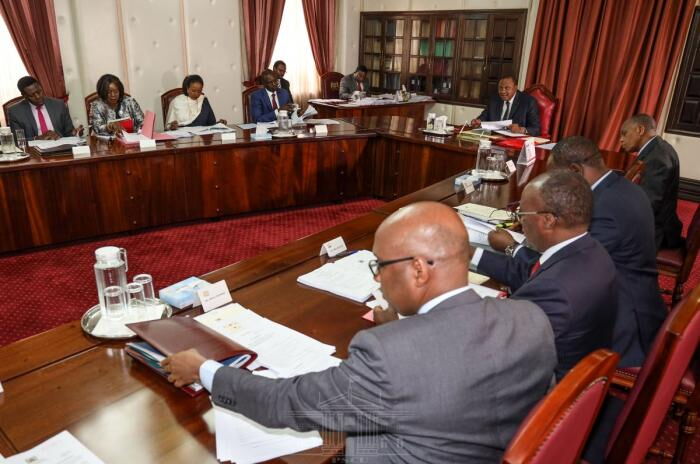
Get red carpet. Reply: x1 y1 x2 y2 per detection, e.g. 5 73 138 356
0 199 384 347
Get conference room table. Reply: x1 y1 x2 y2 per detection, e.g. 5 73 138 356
0 119 635 462
311 99 430 122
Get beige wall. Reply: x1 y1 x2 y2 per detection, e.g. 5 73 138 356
55 0 244 130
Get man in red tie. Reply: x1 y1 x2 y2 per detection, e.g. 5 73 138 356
7 76 83 140
339 65 368 99
249 69 294 123
471 170 617 380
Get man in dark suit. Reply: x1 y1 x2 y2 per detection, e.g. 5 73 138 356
250 69 293 123
490 136 665 367
339 65 368 99
163 202 557 463
8 76 82 140
473 170 617 380
470 75 541 136
273 60 293 103
620 114 683 249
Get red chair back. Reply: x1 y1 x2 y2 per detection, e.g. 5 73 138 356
524 84 558 139
681 205 700 283
3 95 23 125
160 88 182 126
320 72 344 99
606 283 700 463
624 159 645 185
242 85 263 123
502 349 619 464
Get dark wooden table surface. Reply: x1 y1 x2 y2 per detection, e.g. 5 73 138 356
312 100 429 123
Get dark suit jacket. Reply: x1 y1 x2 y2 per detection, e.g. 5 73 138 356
212 289 556 463
250 88 292 123
278 77 293 103
477 234 617 380
478 90 541 136
517 173 665 367
8 98 75 139
638 136 683 249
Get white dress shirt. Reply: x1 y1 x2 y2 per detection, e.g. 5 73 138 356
501 94 516 120
30 102 54 135
166 94 204 126
471 232 587 267
590 170 613 191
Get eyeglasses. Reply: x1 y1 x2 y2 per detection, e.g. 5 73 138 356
512 207 557 222
367 256 434 277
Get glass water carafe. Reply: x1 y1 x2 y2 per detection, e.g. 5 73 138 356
0 128 14 153
474 139 492 176
94 246 128 313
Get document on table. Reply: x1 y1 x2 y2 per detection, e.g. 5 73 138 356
162 129 193 138
4 431 104 464
480 120 512 131
306 118 340 125
469 283 503 299
195 303 338 377
408 95 433 102
120 132 151 143
297 250 380 303
469 272 490 285
455 203 511 223
495 129 528 138
459 215 496 246
28 137 85 152
213 404 322 464
308 98 346 103
185 123 234 135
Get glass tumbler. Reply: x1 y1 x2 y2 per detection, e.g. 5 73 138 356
103 286 126 320
126 282 145 309
15 129 26 152
133 274 155 304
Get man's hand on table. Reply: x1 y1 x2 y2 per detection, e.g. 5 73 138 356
488 228 517 253
161 348 207 388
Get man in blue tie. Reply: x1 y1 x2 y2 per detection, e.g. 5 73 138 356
250 69 293 123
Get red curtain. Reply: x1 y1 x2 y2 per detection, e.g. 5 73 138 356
302 0 336 76
0 0 67 99
242 0 286 85
526 0 695 150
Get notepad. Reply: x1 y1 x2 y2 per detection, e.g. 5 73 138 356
296 250 380 302
455 203 511 223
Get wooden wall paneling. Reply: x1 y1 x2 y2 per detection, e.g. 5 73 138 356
172 150 203 221
335 138 371 199
93 159 141 234
314 140 344 204
198 150 225 218
370 136 400 199
16 170 53 247
0 172 30 252
139 154 188 227
395 142 475 196
220 145 278 214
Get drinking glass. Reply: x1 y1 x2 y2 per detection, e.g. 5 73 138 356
15 129 26 152
126 282 145 309
0 128 14 153
133 274 155 303
103 286 126 320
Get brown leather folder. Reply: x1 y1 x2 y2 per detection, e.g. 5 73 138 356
127 316 257 365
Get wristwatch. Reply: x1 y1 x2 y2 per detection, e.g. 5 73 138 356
505 244 517 257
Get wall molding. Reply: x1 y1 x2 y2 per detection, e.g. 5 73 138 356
679 177 700 202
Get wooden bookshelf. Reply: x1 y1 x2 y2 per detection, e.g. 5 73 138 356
359 10 527 106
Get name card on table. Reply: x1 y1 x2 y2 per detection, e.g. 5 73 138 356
221 132 236 142
517 138 536 166
462 179 475 194
319 236 347 257
197 280 233 313
139 139 156 150
315 125 328 136
506 160 516 174
72 146 91 158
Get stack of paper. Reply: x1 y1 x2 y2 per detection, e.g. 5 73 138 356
495 129 528 138
308 98 346 103
480 120 512 131
28 137 85 153
297 250 380 303
3 431 104 464
408 95 433 102
460 215 497 246
195 303 339 377
455 203 511 223
183 123 234 135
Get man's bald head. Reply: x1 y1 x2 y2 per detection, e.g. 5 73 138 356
372 202 471 316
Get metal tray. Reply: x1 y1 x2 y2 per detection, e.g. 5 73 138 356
0 152 30 162
81 300 173 340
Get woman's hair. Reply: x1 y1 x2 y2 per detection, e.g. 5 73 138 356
96 74 125 115
182 74 204 95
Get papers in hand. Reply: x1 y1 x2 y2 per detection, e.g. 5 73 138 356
480 120 512 131
3 431 105 464
28 136 85 152
297 250 380 303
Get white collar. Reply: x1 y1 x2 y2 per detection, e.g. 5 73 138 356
591 170 613 191
417 285 472 315
539 232 587 265
266 88 277 96
638 135 657 156
504 93 516 105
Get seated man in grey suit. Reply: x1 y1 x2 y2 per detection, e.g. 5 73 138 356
469 75 541 136
8 76 83 140
619 114 683 249
163 201 557 463
339 65 368 99
472 170 617 380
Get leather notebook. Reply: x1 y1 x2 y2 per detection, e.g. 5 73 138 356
127 316 257 366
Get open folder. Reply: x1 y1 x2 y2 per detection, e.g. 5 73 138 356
118 110 175 145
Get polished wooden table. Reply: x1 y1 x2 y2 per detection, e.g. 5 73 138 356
312 100 430 123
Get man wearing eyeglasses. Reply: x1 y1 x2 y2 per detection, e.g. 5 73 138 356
162 202 557 463
472 170 617 381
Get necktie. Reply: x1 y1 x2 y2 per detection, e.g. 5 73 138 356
529 259 541 277
36 105 49 135
271 92 278 110
502 101 510 120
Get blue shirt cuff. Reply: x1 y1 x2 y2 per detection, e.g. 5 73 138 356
199 360 223 392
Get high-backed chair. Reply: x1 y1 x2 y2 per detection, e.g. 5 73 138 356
524 84 558 140
656 205 700 306
320 72 344 99
624 159 645 185
605 283 700 463
502 349 619 464
160 88 182 126
242 85 263 123
2 95 23 125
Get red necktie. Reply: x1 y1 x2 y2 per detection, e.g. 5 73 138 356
530 260 541 277
271 92 278 110
36 105 49 135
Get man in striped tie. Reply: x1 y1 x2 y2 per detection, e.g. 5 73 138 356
471 170 617 380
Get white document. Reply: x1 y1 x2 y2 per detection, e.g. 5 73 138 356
306 118 340 125
28 137 85 151
538 142 557 150
455 203 511 223
297 250 379 303
469 272 490 285
469 283 503 299
184 123 234 135
480 120 512 131
213 404 322 464
495 129 528 137
197 279 233 312
162 129 193 138
236 123 258 130
308 98 346 103
4 431 104 464
408 95 433 102
120 132 150 143
459 215 496 246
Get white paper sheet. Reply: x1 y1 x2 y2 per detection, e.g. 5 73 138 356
162 129 193 138
4 431 104 464
537 142 557 150
28 137 85 151
480 120 512 131
495 129 528 138
455 203 511 223
469 272 490 285
297 250 380 303
305 119 340 125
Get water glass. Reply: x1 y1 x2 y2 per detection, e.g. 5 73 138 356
126 282 145 309
0 128 14 153
103 286 126 320
133 274 155 303
486 151 506 176
15 129 26 152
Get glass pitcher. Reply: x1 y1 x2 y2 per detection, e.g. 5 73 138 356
0 127 14 154
474 139 492 176
277 112 291 133
94 246 128 313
